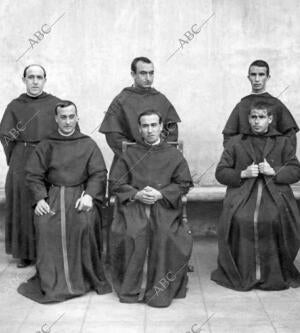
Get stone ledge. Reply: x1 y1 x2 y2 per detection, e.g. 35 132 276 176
1 185 300 204
187 184 300 201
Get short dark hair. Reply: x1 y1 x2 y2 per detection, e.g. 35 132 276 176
131 57 152 73
23 64 47 78
55 100 78 115
248 60 270 76
138 110 162 125
250 102 272 116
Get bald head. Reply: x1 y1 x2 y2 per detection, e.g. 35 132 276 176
23 64 46 78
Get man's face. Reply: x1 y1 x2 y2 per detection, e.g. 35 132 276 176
248 66 269 93
22 66 46 96
131 61 154 89
55 105 78 135
139 114 163 144
248 109 272 134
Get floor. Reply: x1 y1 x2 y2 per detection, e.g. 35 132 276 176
1 236 300 333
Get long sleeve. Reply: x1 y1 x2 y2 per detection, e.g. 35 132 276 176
0 104 17 164
105 132 131 156
85 146 107 202
215 142 243 187
273 138 300 185
283 128 297 154
25 144 49 204
159 157 193 208
222 104 240 147
99 97 128 134
109 157 138 204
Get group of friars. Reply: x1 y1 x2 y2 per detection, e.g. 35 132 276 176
0 57 300 307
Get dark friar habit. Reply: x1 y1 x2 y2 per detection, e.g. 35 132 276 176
222 92 299 150
0 92 61 261
99 86 181 157
211 128 300 291
109 141 193 307
17 130 112 303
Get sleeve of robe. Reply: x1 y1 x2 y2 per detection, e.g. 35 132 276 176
105 132 131 156
273 137 300 185
159 157 193 208
84 145 107 203
277 101 299 134
0 103 17 165
222 104 240 147
25 143 50 204
109 157 139 204
99 96 133 155
215 139 243 187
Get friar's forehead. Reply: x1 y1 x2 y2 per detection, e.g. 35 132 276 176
57 105 77 115
249 108 268 116
24 65 46 77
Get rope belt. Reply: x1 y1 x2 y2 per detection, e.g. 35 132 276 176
60 186 74 294
253 179 263 281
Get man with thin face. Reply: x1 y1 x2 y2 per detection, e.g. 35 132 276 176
99 57 181 160
0 65 62 267
18 101 111 303
109 110 193 307
222 60 298 151
212 102 300 291
99 57 181 263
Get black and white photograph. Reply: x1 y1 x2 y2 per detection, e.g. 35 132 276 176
0 0 300 332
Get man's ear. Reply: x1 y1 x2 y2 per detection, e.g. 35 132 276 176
55 115 58 124
22 77 26 84
131 71 135 79
268 115 273 124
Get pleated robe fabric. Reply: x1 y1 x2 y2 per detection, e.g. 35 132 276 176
109 142 193 307
0 92 61 260
17 130 111 303
211 129 300 291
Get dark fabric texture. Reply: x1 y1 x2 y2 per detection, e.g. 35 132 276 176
99 87 181 156
17 131 111 303
0 92 61 260
109 142 193 307
222 92 299 150
211 131 300 291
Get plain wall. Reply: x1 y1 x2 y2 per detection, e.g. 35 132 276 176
1 0 300 187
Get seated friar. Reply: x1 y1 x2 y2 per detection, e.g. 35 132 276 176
17 100 112 303
211 101 300 291
109 109 193 307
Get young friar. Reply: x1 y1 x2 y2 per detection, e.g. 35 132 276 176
18 101 111 303
212 102 300 291
222 60 298 151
